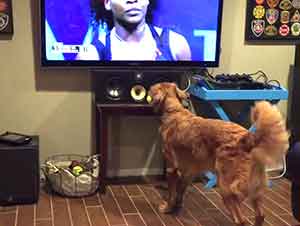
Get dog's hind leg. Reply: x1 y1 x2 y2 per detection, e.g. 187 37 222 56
223 195 246 226
249 167 266 226
251 196 264 226
158 168 179 213
218 167 246 225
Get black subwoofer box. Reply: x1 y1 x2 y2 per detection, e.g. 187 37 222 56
0 136 39 206
92 71 182 104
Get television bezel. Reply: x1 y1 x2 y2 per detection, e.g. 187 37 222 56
39 0 224 69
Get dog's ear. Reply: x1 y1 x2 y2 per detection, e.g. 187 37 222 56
174 85 189 100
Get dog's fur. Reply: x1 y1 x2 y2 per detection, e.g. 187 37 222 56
148 82 289 226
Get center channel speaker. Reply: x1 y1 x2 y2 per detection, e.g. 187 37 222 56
92 71 181 104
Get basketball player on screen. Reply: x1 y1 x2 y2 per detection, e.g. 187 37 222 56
77 0 191 61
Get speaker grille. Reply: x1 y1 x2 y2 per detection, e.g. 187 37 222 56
105 77 124 100
93 72 182 104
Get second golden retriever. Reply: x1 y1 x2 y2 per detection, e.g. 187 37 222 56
147 82 289 226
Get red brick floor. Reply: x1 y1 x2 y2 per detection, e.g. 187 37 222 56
0 178 299 226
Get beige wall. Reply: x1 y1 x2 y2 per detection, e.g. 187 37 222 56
0 0 295 165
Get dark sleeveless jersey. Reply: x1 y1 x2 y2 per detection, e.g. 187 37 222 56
91 24 174 61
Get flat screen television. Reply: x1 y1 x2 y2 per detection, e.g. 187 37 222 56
40 0 223 69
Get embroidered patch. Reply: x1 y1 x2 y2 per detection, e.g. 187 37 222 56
291 22 300 35
291 10 300 22
292 0 300 8
279 24 290 36
253 5 266 19
0 12 9 31
264 25 278 36
279 0 293 10
251 19 265 37
266 8 279 24
280 10 290 24
267 0 280 8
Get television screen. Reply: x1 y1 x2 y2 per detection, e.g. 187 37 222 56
40 0 223 69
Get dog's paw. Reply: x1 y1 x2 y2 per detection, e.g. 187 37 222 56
254 215 264 226
158 201 175 213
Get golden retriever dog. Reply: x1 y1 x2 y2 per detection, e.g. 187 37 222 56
147 82 289 226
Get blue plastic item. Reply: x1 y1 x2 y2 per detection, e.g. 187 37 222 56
189 84 288 101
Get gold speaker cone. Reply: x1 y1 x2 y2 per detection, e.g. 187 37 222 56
146 95 152 104
130 85 146 102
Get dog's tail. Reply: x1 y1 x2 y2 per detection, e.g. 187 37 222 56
250 101 289 165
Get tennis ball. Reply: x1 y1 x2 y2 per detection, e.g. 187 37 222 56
72 165 83 176
146 95 152 104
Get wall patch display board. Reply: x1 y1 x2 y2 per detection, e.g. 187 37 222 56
245 0 300 42
0 0 13 34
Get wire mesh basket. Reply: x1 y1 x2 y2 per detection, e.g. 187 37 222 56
42 154 100 197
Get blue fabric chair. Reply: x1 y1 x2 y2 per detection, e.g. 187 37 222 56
287 142 300 221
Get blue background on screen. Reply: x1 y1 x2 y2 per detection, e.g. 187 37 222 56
45 0 220 61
